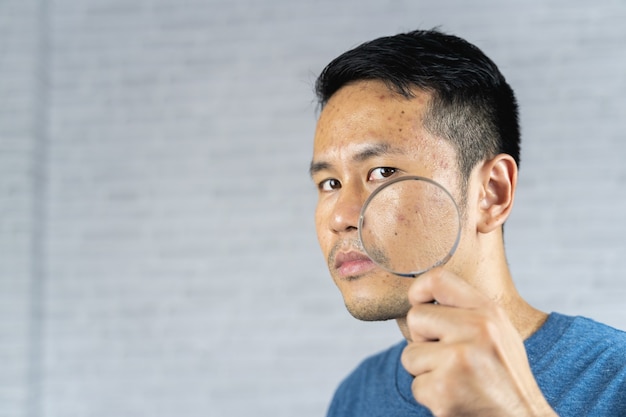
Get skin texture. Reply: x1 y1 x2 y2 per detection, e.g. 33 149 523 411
311 80 557 416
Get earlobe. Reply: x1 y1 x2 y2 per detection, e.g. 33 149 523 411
477 154 517 234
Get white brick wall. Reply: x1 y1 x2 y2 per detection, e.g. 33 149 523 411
1 1 625 416
0 1 44 416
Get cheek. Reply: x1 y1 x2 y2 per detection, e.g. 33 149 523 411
315 199 340 259
314 203 329 245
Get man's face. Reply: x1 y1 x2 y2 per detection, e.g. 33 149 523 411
311 80 462 321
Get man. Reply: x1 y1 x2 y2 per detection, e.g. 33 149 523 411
310 29 626 416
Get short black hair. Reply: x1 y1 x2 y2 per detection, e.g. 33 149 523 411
315 29 521 187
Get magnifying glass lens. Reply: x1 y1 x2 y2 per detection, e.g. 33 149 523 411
358 176 461 277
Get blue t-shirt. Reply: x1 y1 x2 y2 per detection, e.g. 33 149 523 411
326 313 626 416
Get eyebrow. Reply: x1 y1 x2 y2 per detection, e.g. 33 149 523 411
309 142 401 177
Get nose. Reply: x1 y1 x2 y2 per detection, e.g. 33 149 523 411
330 184 365 234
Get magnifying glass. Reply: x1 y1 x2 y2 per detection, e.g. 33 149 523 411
358 176 461 277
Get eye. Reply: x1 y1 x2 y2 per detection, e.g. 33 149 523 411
318 178 342 192
368 167 398 181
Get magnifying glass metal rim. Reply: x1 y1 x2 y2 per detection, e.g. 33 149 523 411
358 175 462 278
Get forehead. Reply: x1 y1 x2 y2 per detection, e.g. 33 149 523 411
313 80 448 166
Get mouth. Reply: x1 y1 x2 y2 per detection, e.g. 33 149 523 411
333 250 376 278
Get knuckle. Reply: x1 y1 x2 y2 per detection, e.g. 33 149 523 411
449 342 478 372
469 305 504 341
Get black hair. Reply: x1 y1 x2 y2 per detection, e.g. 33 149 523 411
315 29 521 188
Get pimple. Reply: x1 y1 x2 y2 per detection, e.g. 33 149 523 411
434 155 450 170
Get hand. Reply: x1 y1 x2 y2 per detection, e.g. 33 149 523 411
400 268 557 417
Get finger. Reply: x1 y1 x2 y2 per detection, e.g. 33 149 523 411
406 302 497 343
405 343 492 414
406 302 461 342
409 368 457 414
406 288 512 344
409 370 435 411
409 267 489 308
400 340 443 377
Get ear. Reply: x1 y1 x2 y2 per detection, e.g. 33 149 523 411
477 154 517 234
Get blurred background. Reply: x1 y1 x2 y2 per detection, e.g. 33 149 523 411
1 0 625 416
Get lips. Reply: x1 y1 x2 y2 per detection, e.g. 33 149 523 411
334 250 376 278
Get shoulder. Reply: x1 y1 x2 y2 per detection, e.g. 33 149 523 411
528 313 626 416
541 313 626 361
570 314 626 342
528 312 626 357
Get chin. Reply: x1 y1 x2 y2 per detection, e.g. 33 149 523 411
342 292 411 322
331 268 412 321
